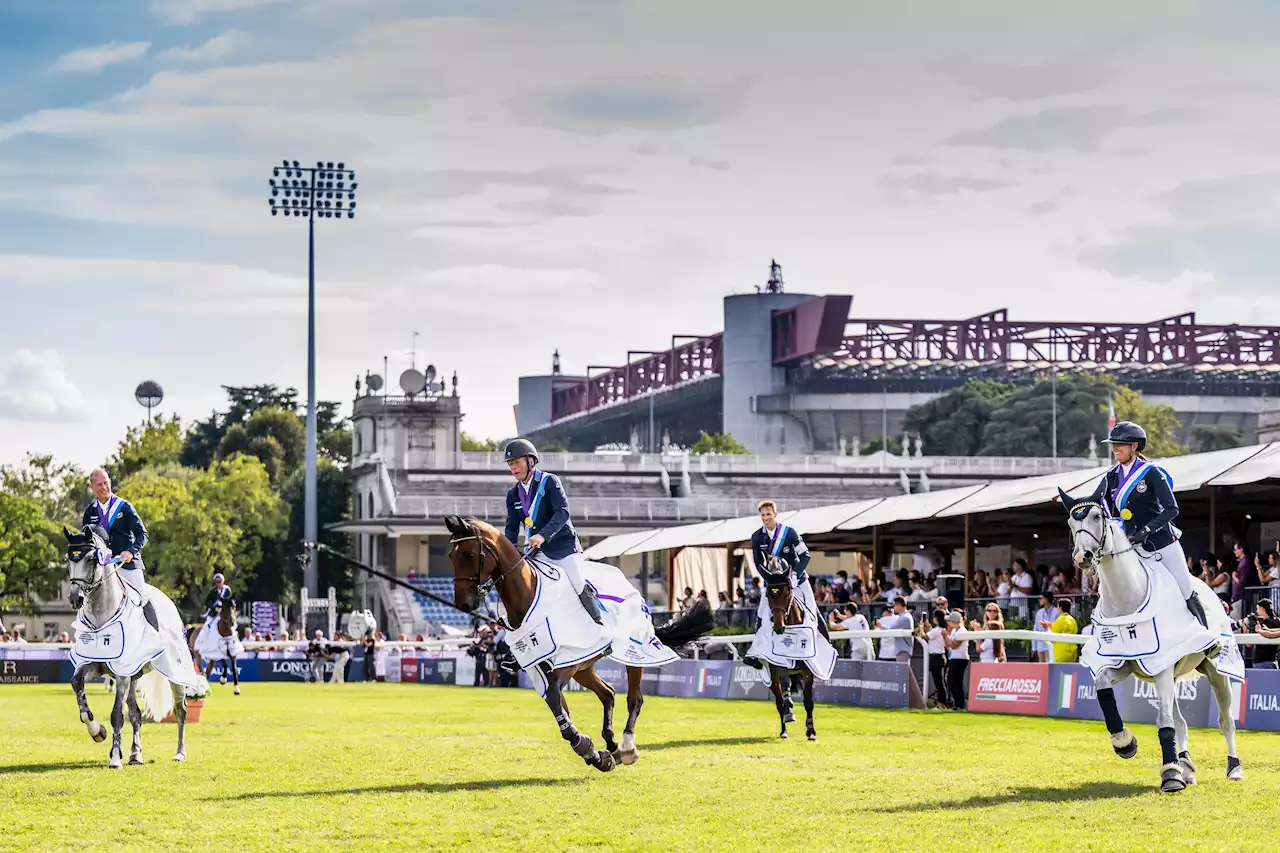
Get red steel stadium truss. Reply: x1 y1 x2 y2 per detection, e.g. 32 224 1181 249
548 301 1280 422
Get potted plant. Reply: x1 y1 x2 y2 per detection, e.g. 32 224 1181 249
162 674 211 724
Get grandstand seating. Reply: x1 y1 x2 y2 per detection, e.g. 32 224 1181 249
695 476 907 501
407 575 499 628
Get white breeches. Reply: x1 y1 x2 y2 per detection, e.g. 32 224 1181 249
118 565 145 594
1139 539 1193 600
537 552 588 594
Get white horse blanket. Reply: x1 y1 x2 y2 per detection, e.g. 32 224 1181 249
1081 560 1245 684
745 584 837 681
502 558 678 698
70 581 200 691
193 614 245 660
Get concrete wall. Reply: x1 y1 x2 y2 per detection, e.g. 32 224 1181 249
516 375 559 435
722 291 818 454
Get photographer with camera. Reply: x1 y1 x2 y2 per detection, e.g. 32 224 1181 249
828 603 872 660
1244 600 1280 669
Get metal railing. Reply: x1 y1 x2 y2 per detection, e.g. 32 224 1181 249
452 451 1102 477
397 495 846 522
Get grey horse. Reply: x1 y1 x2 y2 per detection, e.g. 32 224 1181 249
64 525 196 768
1059 491 1242 792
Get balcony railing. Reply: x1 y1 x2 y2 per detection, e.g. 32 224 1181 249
396 495 848 523
451 451 1102 477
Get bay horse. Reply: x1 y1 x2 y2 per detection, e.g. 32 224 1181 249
758 556 817 741
196 601 242 695
443 516 714 773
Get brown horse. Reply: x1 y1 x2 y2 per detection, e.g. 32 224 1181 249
194 602 241 695
443 515 714 773
759 557 817 741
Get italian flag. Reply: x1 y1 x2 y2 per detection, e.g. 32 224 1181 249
1058 671 1075 712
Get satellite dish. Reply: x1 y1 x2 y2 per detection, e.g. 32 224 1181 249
366 373 384 392
134 380 164 425
424 364 437 383
399 368 425 396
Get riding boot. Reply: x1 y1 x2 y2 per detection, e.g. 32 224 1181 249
1185 594 1209 629
142 597 159 631
578 585 604 625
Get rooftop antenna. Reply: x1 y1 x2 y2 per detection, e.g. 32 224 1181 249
365 370 383 396
411 331 419 372
766 258 784 294
552 349 561 376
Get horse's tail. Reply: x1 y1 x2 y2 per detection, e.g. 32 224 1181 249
137 668 174 723
655 597 715 649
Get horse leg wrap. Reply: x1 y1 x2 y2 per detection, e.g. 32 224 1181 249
572 732 596 760
1096 687 1124 735
1158 726 1178 767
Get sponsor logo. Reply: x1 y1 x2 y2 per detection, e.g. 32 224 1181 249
1247 693 1279 713
1132 677 1198 708
975 676 1044 700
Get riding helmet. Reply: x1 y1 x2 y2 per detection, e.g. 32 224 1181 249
503 438 539 465
1103 421 1147 451
213 573 225 583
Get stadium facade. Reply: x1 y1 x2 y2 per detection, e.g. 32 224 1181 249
515 265 1280 454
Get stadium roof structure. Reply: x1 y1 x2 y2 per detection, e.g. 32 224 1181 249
583 442 1280 558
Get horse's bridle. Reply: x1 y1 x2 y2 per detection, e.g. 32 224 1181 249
67 542 118 597
1068 501 1136 571
448 520 534 599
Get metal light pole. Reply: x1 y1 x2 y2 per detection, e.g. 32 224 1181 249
268 158 358 597
1051 365 1059 459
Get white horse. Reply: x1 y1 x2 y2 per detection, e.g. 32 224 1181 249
64 525 200 767
1058 490 1244 792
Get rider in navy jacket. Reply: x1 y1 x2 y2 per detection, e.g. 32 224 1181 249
750 500 828 640
502 438 602 624
1089 421 1206 628
83 467 157 629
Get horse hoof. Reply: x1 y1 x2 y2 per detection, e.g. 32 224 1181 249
594 750 616 773
233 686 240 696
219 676 226 684
172 752 186 763
1112 732 1138 760
1226 759 1243 781
616 749 638 765
108 759 122 770
782 712 795 724
779 731 788 739
807 732 817 742
89 723 106 744
128 756 144 766
1178 752 1197 785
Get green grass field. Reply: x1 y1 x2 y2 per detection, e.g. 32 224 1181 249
2 682 1277 853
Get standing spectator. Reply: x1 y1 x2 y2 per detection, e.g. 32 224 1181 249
746 579 762 609
1232 542 1257 621
361 632 376 682
995 570 1012 608
943 611 970 710
877 597 914 664
832 571 852 604
908 577 933 604
829 605 872 660
924 610 950 708
1048 599 1079 663
1246 601 1280 669
1031 593 1060 663
1208 554 1232 603
969 570 991 599
972 603 1006 663
1010 558 1035 618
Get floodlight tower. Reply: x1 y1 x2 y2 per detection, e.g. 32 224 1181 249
135 380 164 425
267 159 358 598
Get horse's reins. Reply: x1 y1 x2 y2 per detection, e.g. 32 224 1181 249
67 545 127 630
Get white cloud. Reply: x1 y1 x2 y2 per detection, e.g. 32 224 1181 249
51 42 151 74
0 350 89 423
150 0 284 26
158 30 250 63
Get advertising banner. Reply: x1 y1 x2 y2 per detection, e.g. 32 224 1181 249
1209 669 1280 733
0 658 64 684
1046 664 1103 721
726 663 774 701
400 654 420 684
857 661 912 709
968 662 1049 716
418 657 459 685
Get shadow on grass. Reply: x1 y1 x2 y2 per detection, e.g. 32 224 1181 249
207 776 586 802
640 736 774 752
0 760 101 775
872 781 1152 814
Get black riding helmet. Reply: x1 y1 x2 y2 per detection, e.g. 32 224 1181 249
1103 421 1147 452
503 438 539 465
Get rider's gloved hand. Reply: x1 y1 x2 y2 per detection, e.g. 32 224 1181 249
1126 526 1151 546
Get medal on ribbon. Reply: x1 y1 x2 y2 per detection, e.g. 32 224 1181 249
1120 509 1133 520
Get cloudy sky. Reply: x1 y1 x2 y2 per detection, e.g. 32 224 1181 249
2 0 1279 467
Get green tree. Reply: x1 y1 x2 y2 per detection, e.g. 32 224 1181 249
0 492 62 613
690 432 750 455
1113 384 1186 458
461 432 498 452
1191 424 1243 453
902 381 1013 456
1 454 90 527
978 374 1112 456
278 459 353 609
108 416 184 483
217 406 306 483
859 435 903 455
197 455 289 587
